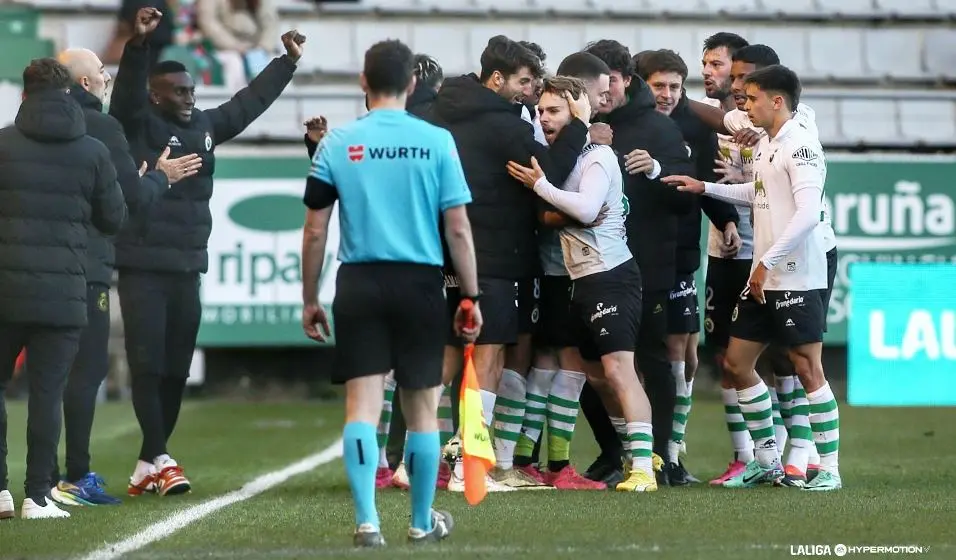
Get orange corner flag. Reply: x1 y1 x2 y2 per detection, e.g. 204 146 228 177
458 300 495 506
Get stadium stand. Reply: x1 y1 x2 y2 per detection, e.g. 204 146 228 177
1 0 954 149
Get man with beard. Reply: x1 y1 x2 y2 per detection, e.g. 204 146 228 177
579 39 695 487
631 48 740 485
428 35 588 491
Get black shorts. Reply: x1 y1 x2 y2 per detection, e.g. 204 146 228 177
446 276 519 346
516 277 540 336
704 257 752 348
534 275 576 349
821 248 838 332
333 263 446 390
571 260 642 361
730 288 827 347
667 274 700 335
639 288 669 348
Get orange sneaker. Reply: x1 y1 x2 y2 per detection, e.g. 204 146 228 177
156 465 191 496
128 472 158 497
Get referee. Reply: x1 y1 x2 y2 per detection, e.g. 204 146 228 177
301 40 481 548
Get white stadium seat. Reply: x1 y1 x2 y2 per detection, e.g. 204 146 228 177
874 0 939 17
807 28 867 80
747 27 810 76
924 30 956 79
863 30 926 81
840 99 900 144
898 100 956 144
410 22 471 76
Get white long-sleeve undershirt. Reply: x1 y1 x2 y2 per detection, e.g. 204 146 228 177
759 186 822 270
531 161 610 224
703 181 756 206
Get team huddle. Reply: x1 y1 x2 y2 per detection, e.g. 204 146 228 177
303 28 843 547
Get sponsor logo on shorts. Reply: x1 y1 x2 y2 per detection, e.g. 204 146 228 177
775 291 806 310
683 307 691 316
599 328 609 336
590 302 618 323
704 317 715 333
443 273 458 288
732 305 739 322
669 280 697 300
785 318 796 327
654 303 663 314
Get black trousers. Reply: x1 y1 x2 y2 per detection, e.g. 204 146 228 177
0 324 81 500
50 283 111 483
118 271 200 463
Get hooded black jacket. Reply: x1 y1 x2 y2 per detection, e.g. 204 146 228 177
0 90 127 327
109 41 296 274
425 74 587 279
669 95 739 275
69 85 169 285
597 78 695 292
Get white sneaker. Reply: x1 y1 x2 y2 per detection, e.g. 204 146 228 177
0 490 14 520
445 458 515 493
391 462 410 490
21 498 70 519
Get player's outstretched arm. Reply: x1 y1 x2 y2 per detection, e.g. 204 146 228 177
205 30 305 145
662 175 756 206
108 6 159 130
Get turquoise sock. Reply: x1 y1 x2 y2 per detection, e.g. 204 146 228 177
404 431 439 532
343 422 380 530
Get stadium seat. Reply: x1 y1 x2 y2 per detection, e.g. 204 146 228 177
411 22 471 76
702 0 763 15
840 99 899 144
473 0 542 14
863 30 925 81
800 96 842 145
692 24 753 56
242 96 302 139
936 0 956 17
300 96 366 130
295 20 355 74
765 0 821 17
0 38 54 83
807 28 866 80
898 99 956 143
636 26 696 62
820 0 878 17
526 24 586 71
748 27 810 76
592 0 652 16
0 5 39 38
924 30 956 79
640 0 703 16
547 0 602 16
430 0 488 14
468 22 528 65
874 0 939 17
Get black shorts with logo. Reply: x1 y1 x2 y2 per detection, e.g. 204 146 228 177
704 257 752 348
730 288 827 347
534 275 576 349
333 263 446 390
571 260 643 361
667 274 700 335
446 276 519 346
516 277 540 336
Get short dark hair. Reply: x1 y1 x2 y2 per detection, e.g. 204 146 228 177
363 39 415 96
583 39 634 77
732 44 780 69
744 64 801 111
635 49 688 82
542 75 586 101
479 35 543 82
703 32 749 56
22 57 71 95
151 60 188 77
413 53 443 91
556 51 611 82
518 41 546 64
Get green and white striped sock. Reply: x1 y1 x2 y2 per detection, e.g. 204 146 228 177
787 377 814 472
377 374 397 469
770 387 788 458
515 367 556 464
668 361 689 464
808 382 840 474
626 422 654 473
737 381 778 467
492 369 526 470
722 387 754 463
438 384 454 445
546 370 586 470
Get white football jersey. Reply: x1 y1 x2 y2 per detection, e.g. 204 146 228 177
724 102 836 253
701 96 754 260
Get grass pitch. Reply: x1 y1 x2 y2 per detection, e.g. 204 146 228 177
1 395 953 559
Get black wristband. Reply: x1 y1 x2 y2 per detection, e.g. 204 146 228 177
460 291 482 304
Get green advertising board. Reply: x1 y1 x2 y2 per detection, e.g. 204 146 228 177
200 154 956 348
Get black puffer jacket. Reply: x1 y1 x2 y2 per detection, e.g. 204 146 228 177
70 85 169 285
426 74 586 279
598 78 695 291
109 41 296 273
0 90 127 326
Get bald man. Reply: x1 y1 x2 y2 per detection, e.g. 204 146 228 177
45 47 202 508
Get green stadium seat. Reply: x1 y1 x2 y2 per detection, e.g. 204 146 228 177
0 38 55 83
0 6 39 39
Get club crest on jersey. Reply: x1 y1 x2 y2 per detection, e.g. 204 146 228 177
204 132 213 151
754 178 766 198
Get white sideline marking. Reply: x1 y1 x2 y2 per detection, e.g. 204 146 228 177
79 439 344 560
